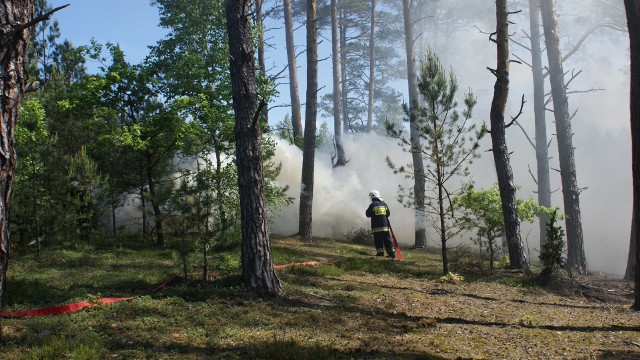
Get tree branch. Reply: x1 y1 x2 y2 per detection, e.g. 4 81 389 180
15 4 70 32
562 22 626 63
514 120 536 149
505 94 526 128
252 100 267 130
528 164 538 185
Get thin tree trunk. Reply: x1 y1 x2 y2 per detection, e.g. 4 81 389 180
340 10 349 135
0 0 39 338
529 0 552 250
402 0 428 249
417 0 427 58
225 0 282 296
298 0 318 241
331 0 347 166
490 0 529 271
540 0 587 274
283 0 303 142
213 137 228 230
623 0 640 309
366 0 376 132
140 179 147 242
255 0 268 124
146 154 164 247
111 201 117 236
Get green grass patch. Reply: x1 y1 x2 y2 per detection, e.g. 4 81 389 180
2 236 636 360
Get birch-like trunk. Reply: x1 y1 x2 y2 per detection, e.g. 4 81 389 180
366 0 376 132
283 0 303 142
331 0 346 166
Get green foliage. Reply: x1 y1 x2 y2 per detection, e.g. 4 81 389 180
439 272 465 284
453 185 556 271
317 0 405 133
386 49 484 274
316 121 333 149
68 146 108 242
539 209 566 280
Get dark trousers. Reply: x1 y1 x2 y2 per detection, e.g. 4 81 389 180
373 231 395 258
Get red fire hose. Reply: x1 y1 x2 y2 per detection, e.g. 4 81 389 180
388 221 403 261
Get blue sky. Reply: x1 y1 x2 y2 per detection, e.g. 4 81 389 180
46 0 323 124
48 1 166 70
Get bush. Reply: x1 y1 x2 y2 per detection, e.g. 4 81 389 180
539 209 565 282
344 227 371 245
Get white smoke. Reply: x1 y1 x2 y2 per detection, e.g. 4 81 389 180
269 133 424 246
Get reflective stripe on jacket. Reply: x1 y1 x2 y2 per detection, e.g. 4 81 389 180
366 198 390 233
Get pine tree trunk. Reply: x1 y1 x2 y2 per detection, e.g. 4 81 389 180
625 207 636 281
254 0 268 124
331 0 347 166
283 0 303 142
225 0 282 296
529 0 552 250
298 0 318 241
540 0 587 274
623 0 640 309
0 0 36 337
402 0 428 249
366 0 376 132
491 0 529 271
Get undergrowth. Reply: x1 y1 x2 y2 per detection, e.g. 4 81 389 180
1 235 637 359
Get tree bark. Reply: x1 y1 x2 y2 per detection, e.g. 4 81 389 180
283 0 303 142
331 0 346 166
625 207 636 281
623 0 640 309
540 0 587 274
298 0 318 241
402 0 428 249
366 0 376 132
528 0 552 250
0 0 36 337
225 0 282 296
490 0 529 271
254 0 268 124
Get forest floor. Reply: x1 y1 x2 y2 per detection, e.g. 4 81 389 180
1 235 639 359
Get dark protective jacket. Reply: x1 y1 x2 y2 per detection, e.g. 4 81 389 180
366 198 390 233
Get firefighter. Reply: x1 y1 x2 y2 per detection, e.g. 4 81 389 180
365 190 396 259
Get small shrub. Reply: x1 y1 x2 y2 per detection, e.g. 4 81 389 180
519 315 536 327
539 209 565 282
439 272 465 284
344 227 371 245
448 245 485 274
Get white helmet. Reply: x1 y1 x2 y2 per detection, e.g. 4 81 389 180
369 190 381 199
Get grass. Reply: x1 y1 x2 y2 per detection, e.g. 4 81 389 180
2 235 639 359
